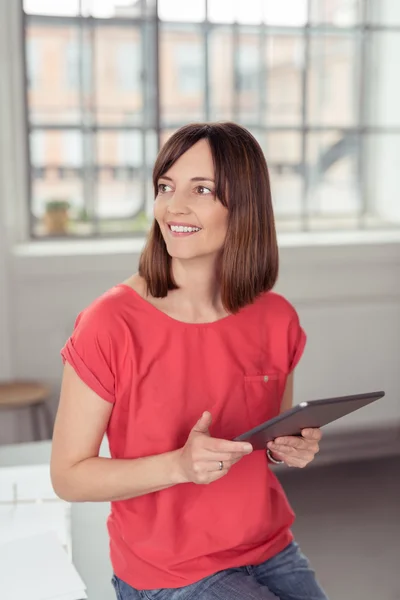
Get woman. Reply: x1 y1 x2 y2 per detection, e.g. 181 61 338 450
51 122 328 600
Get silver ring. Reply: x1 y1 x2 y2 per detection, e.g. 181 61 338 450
218 461 224 471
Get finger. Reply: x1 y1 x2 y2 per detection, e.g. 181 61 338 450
301 428 322 441
194 464 231 484
271 451 312 469
269 442 318 458
270 437 310 451
208 460 235 472
192 411 212 434
282 456 310 468
274 448 315 464
193 459 237 476
206 439 253 455
204 451 245 463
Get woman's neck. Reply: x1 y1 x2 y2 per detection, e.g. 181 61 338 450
170 257 226 318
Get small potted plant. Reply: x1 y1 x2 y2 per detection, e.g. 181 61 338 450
43 199 70 235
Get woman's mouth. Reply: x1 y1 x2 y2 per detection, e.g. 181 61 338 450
167 224 202 237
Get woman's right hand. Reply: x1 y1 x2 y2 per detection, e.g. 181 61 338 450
175 411 253 485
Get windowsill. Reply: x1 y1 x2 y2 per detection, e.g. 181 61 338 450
12 228 400 258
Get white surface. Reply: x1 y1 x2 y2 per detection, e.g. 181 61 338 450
0 443 112 600
0 532 86 600
0 464 72 554
0 464 59 500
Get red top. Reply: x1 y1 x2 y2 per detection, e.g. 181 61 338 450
61 284 306 590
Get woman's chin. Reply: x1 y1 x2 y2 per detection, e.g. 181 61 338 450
167 249 202 261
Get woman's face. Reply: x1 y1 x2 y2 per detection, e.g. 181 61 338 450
154 139 228 261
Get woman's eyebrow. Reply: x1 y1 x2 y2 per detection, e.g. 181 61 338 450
190 177 215 183
158 175 215 183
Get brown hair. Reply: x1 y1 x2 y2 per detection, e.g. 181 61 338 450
139 122 279 314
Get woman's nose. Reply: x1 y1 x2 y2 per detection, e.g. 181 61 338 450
167 190 190 213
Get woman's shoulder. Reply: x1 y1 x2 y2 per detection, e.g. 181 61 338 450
255 290 299 321
74 276 143 329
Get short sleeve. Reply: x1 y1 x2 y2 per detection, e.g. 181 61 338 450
287 310 307 373
61 303 116 404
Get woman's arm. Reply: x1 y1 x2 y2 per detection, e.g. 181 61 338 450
50 363 184 502
51 363 252 502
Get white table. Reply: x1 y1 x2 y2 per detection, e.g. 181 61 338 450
0 441 114 600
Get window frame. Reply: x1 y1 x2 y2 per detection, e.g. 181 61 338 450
22 0 400 240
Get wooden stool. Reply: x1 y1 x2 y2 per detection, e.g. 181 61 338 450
0 381 53 441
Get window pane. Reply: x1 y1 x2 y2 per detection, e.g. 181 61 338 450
306 131 360 228
368 0 400 25
207 0 236 23
208 28 234 120
208 0 307 26
264 35 304 126
233 0 264 25
263 0 308 26
29 129 88 237
25 23 84 125
26 37 41 90
208 0 263 25
95 26 144 125
96 130 145 233
145 130 158 221
81 0 156 19
235 32 263 125
263 132 303 221
307 34 359 127
158 0 205 22
209 30 303 126
24 0 80 16
364 134 400 227
160 26 205 125
309 0 361 25
365 32 400 127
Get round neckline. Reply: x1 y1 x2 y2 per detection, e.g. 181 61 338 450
116 283 241 328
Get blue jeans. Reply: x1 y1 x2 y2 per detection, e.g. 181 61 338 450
111 541 328 600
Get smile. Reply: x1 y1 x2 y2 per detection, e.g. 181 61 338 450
168 224 201 236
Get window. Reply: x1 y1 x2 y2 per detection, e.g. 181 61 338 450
116 42 142 91
23 0 400 237
175 44 203 95
65 39 92 91
26 38 41 89
236 45 260 93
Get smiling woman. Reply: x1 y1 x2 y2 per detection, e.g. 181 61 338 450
139 123 278 311
51 122 327 600
153 138 228 265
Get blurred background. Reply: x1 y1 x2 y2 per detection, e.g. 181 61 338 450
0 1 399 599
19 0 400 236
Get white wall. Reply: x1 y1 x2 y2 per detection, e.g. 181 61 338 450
0 236 398 447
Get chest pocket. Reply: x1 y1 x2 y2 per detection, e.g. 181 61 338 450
243 373 280 429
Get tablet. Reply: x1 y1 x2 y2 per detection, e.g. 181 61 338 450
233 391 385 450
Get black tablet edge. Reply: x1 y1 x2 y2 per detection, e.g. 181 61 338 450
233 390 385 442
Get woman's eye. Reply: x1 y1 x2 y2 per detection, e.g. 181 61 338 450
157 183 172 193
196 186 213 195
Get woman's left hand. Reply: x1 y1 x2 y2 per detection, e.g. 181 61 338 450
267 428 322 468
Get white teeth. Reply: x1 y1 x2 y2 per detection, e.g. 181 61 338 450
170 225 200 233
